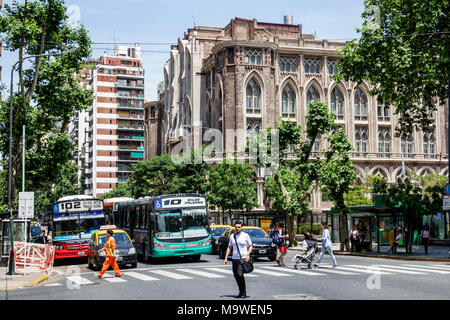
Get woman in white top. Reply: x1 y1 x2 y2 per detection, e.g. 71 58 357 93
314 221 338 269
420 225 431 255
224 221 253 298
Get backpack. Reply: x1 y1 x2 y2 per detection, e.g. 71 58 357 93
273 230 284 246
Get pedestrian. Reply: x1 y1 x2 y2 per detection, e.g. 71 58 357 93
420 225 431 255
224 221 253 298
314 221 338 269
275 222 288 266
390 226 402 253
97 229 122 279
350 225 360 252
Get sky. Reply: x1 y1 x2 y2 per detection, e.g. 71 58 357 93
1 0 365 101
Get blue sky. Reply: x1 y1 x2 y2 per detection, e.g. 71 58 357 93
2 0 365 101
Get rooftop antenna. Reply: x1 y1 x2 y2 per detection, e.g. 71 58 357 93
192 15 196 27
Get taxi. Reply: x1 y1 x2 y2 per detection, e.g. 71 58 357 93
87 226 137 271
210 224 232 254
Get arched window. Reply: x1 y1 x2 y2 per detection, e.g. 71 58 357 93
306 85 320 104
378 127 391 157
354 88 367 121
423 130 435 158
330 88 344 120
281 84 296 118
246 79 261 114
355 126 368 156
401 135 414 158
377 97 390 121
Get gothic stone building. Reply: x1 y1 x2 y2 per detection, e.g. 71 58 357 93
157 16 448 219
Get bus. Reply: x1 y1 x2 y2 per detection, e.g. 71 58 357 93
117 194 212 261
103 197 134 225
51 195 105 259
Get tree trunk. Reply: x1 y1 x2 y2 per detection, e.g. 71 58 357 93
286 214 298 247
338 200 350 252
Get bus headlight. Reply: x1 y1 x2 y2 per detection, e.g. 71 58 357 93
128 247 136 255
153 240 165 249
55 245 64 250
202 239 211 247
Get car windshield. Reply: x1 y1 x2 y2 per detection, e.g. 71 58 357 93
98 233 130 245
155 208 209 240
231 229 268 238
211 227 228 236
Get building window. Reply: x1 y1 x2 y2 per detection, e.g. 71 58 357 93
330 87 344 120
377 97 390 121
328 59 339 74
280 56 296 72
246 79 261 114
355 126 368 156
244 48 262 65
378 127 391 157
306 86 320 104
304 57 321 74
401 135 414 157
354 88 367 121
246 119 261 145
423 130 435 158
281 84 296 118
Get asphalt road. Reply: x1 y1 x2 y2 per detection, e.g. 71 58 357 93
2 250 450 301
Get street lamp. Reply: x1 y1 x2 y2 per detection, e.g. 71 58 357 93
7 47 78 275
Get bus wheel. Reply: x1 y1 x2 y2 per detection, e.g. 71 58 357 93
191 255 201 262
143 245 149 263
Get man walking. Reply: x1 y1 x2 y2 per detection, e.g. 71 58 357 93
224 221 253 298
98 229 122 278
314 222 338 269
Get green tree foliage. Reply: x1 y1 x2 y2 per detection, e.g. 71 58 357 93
99 183 132 200
0 0 93 214
410 172 446 216
335 0 449 136
128 153 207 198
206 158 258 223
343 185 372 207
365 174 388 196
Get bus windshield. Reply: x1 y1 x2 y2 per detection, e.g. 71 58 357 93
54 217 104 237
155 208 209 240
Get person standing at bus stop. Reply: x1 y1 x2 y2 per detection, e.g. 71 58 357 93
98 230 122 278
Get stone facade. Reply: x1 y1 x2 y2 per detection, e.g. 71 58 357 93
156 17 449 215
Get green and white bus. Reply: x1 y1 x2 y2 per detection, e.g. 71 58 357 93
117 194 212 261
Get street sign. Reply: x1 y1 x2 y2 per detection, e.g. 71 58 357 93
443 195 450 211
444 184 450 195
18 192 34 219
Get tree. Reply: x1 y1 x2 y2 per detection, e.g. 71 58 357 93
0 0 92 211
365 174 388 197
99 183 132 200
128 152 207 198
335 0 449 136
206 158 258 224
320 128 355 251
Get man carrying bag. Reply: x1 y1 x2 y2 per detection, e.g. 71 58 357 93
224 221 253 298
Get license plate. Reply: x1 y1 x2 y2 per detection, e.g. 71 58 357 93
259 250 266 254
117 256 123 261
78 251 85 256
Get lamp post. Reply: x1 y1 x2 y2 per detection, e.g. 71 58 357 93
7 47 78 275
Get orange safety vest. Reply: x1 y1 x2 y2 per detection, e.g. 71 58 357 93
105 236 117 258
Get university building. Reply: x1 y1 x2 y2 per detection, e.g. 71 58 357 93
147 16 448 222
70 44 145 197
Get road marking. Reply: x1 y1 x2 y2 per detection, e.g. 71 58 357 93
261 266 324 276
45 283 63 287
405 264 450 273
376 264 450 274
124 271 160 281
335 266 393 275
148 269 192 280
252 268 292 277
176 268 226 278
66 275 93 285
309 266 358 275
204 267 258 277
346 265 427 275
430 264 450 270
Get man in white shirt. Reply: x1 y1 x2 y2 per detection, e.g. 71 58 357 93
224 221 253 298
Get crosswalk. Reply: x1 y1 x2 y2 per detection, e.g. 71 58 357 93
47 263 450 287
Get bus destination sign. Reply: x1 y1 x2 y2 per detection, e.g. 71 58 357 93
53 199 103 213
155 197 206 209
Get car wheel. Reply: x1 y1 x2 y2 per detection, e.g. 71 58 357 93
131 262 137 268
269 255 277 261
95 258 101 271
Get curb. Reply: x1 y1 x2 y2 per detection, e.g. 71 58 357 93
333 252 450 262
0 273 49 291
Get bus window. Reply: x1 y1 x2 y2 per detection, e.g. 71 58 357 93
143 205 148 229
139 205 145 228
135 206 140 228
182 208 209 238
155 209 182 239
125 208 130 228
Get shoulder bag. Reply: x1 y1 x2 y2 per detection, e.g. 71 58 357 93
234 233 254 274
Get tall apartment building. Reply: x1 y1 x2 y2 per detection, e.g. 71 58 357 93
76 44 145 197
157 16 448 219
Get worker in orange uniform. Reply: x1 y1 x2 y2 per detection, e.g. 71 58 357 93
97 229 122 278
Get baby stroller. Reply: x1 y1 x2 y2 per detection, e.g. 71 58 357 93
292 234 322 270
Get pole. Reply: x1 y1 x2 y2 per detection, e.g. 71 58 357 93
446 79 450 239
23 125 26 243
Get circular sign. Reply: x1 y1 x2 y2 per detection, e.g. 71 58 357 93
444 184 450 195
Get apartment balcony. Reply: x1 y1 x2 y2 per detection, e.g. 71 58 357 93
117 124 144 131
115 82 145 89
117 135 145 141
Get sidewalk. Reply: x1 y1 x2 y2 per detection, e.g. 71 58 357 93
289 243 450 262
0 258 49 291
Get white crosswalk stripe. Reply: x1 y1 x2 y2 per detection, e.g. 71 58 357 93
124 271 160 281
335 266 393 275
376 264 450 274
204 267 259 277
307 265 358 275
102 274 127 283
346 265 427 275
430 264 450 270
66 275 93 286
148 269 192 280
176 268 226 278
261 266 324 276
252 268 292 277
405 264 450 273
